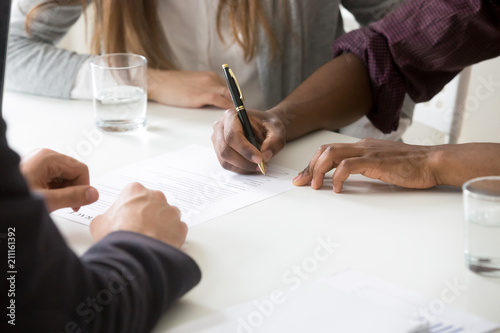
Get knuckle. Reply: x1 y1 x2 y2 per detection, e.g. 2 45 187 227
166 205 178 217
365 152 377 159
219 145 232 160
220 161 233 171
338 159 351 170
358 138 373 146
212 119 222 130
224 131 236 146
324 145 336 155
128 182 144 192
366 151 382 159
180 222 188 235
38 148 53 155
318 144 331 152
152 190 166 201
81 163 89 173
176 222 188 241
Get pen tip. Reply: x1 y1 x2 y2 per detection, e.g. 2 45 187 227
222 64 228 68
258 162 266 175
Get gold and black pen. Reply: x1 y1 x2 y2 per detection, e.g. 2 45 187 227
222 64 266 175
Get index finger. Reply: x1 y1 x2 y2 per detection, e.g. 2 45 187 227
294 144 366 188
293 145 330 187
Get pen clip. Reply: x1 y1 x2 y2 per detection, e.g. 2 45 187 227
229 68 245 103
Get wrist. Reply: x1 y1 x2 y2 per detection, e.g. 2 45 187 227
427 145 459 187
427 147 444 186
430 143 500 188
147 68 165 101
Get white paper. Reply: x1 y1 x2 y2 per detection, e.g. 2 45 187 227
52 145 296 227
166 270 499 333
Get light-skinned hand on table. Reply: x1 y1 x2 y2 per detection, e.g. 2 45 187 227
20 149 187 246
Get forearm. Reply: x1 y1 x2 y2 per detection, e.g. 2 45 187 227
332 0 500 134
6 0 89 98
268 54 372 141
432 143 500 187
81 232 201 332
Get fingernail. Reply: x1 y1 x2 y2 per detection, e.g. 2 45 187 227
262 150 273 162
86 187 99 203
293 173 302 184
251 155 261 164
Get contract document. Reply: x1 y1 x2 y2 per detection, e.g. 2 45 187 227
53 145 296 227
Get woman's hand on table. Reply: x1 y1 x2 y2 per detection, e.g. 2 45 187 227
148 69 233 109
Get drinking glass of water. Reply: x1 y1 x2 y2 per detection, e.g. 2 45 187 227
463 176 500 277
90 53 147 132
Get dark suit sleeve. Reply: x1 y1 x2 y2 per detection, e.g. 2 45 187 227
0 116 201 332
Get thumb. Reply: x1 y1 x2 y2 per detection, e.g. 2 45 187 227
39 186 99 213
259 132 285 163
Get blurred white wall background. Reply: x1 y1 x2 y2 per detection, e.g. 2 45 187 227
57 10 89 54
58 7 500 144
458 58 500 143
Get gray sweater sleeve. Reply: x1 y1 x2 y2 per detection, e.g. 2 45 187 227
341 0 405 25
6 0 91 99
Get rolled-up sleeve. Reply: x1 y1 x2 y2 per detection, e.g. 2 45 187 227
332 0 500 133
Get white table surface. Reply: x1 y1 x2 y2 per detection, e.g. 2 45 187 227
3 92 499 331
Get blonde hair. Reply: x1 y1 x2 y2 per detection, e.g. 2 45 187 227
27 0 284 70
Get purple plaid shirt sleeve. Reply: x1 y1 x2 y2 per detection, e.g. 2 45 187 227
333 0 500 133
